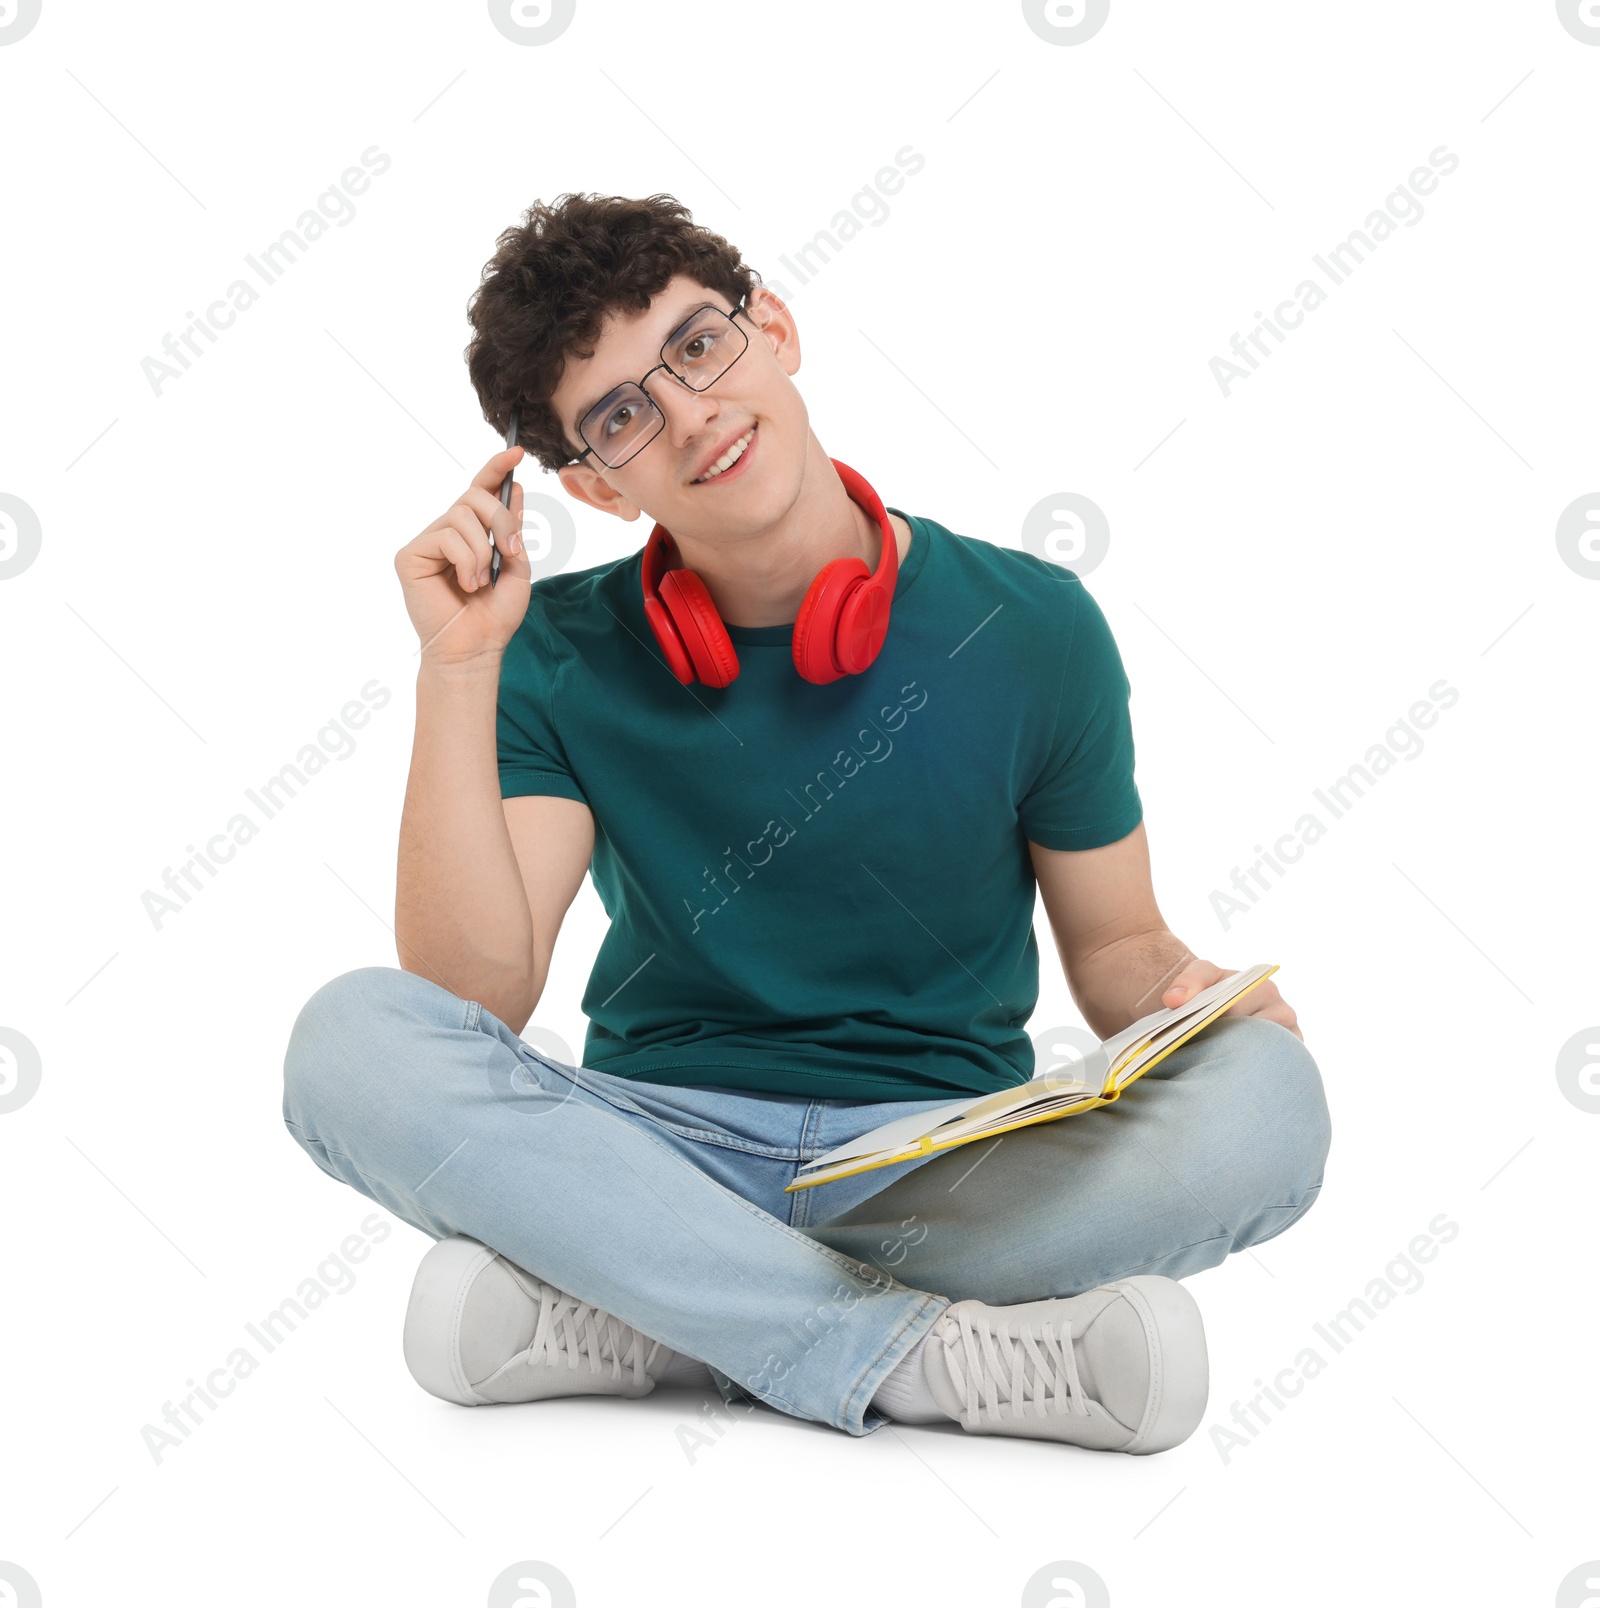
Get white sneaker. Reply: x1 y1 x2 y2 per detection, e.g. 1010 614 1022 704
403 1236 678 1407
921 1275 1209 1454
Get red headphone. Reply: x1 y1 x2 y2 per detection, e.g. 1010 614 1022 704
640 459 900 688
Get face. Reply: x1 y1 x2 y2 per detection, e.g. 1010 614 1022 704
552 273 808 537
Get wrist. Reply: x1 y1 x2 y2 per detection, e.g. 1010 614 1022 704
1070 928 1194 1038
417 648 504 689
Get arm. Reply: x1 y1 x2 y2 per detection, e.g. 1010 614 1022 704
500 793 595 1030
391 445 589 1031
1028 822 1302 1041
395 659 552 1029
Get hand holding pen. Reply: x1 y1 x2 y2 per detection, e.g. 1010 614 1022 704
391 405 529 661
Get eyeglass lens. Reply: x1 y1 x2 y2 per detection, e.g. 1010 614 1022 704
579 306 746 468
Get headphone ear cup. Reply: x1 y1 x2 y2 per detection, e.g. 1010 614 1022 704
642 590 697 685
659 566 741 689
792 557 871 684
836 579 891 672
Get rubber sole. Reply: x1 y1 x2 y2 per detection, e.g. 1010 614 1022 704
402 1235 501 1406
1103 1274 1210 1453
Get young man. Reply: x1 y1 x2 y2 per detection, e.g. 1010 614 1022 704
282 193 1331 1452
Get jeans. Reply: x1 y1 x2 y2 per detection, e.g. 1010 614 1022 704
281 966 1332 1437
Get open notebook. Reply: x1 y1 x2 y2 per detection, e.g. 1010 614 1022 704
784 964 1280 1192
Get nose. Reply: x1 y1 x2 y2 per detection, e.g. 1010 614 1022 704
645 367 721 451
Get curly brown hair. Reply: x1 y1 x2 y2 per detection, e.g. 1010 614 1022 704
464 192 762 475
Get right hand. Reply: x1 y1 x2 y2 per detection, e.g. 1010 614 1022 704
395 446 532 663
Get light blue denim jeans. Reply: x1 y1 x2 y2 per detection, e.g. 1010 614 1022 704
281 967 1331 1436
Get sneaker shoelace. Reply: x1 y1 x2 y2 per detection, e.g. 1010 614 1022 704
940 1309 1093 1425
525 1280 665 1389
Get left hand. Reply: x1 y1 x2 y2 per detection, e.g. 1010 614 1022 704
1161 960 1303 1042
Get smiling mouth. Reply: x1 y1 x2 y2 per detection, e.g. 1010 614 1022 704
692 423 757 484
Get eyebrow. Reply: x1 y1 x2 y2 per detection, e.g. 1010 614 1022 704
571 298 722 437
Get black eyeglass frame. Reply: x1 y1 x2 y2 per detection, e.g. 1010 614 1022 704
559 292 755 471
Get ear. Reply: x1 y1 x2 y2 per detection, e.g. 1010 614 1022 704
747 285 799 376
749 283 788 324
557 462 641 523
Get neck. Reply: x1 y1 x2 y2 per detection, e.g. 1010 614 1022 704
661 435 908 628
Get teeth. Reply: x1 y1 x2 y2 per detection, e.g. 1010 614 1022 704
694 425 755 482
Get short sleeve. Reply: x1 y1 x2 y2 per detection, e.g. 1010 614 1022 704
1017 576 1142 851
496 618 588 805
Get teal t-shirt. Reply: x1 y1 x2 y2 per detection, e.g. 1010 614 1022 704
495 506 1143 1100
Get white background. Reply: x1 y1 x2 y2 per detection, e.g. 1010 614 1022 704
2 1 1596 1604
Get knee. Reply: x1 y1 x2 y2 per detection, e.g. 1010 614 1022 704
1207 1015 1332 1194
281 966 454 1133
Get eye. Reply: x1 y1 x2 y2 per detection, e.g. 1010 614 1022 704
672 310 728 368
602 400 639 436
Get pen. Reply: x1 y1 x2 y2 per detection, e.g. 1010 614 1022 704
492 404 520 588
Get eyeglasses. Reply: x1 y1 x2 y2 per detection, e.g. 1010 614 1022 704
563 294 753 471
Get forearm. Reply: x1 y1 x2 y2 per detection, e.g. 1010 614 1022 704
1065 927 1198 1041
395 655 537 1023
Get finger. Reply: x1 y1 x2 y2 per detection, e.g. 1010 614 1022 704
441 507 495 587
1249 1002 1299 1035
435 525 485 593
396 528 456 582
460 483 524 556
1225 993 1277 1023
469 444 525 499
492 483 534 587
418 500 491 555
1162 970 1209 1006
508 479 526 557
